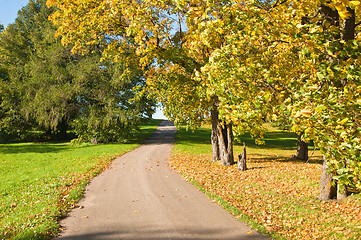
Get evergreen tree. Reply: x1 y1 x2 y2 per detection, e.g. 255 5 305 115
0 0 155 142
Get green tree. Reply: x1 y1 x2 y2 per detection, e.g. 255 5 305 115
0 0 75 139
0 0 155 142
70 52 155 143
0 23 32 142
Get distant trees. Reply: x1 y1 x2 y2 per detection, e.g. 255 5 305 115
0 0 155 143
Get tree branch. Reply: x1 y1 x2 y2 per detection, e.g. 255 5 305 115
272 0 288 9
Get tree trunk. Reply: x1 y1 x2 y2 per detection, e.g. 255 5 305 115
238 142 247 171
45 127 52 137
218 122 234 166
211 100 220 162
337 184 348 201
319 155 337 200
210 96 234 166
296 134 308 161
318 4 355 200
226 123 234 165
57 119 68 140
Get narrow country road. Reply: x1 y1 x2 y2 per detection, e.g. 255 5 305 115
56 120 268 240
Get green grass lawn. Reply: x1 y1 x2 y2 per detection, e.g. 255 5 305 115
0 119 162 240
171 125 361 240
175 124 319 159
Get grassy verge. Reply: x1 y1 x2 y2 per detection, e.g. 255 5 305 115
171 126 361 240
0 119 162 240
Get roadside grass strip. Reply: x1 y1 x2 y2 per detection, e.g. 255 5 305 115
171 126 361 240
0 119 161 240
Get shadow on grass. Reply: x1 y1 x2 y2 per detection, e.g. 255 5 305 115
247 166 269 170
176 127 322 164
176 128 315 150
0 143 71 155
249 154 323 164
0 119 164 155
175 128 211 145
235 131 317 151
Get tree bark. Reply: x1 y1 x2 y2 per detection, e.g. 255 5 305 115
342 8 355 42
218 122 234 166
211 100 220 162
226 123 234 165
210 96 234 166
296 134 308 161
337 184 348 201
238 142 247 171
319 155 337 200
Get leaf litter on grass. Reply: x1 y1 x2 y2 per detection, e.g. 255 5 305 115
171 152 361 240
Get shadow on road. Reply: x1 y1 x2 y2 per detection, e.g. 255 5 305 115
144 120 176 145
57 226 267 240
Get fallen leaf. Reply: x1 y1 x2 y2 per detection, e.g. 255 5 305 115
334 227 346 232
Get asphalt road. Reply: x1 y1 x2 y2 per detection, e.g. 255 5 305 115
56 120 268 240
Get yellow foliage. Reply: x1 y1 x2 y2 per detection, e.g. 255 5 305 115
47 0 361 188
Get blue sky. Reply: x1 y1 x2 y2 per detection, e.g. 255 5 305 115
0 0 166 119
0 0 29 27
153 106 166 119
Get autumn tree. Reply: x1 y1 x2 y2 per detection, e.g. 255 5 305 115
293 1 361 199
264 0 361 199
202 0 361 198
47 0 238 165
48 0 361 196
